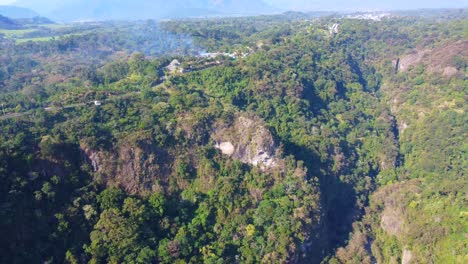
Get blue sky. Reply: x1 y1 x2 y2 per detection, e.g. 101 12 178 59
1 0 467 13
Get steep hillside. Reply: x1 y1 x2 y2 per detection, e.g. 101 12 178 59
369 39 466 264
331 20 467 264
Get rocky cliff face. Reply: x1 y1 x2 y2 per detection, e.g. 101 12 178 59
80 133 170 195
396 40 467 77
79 114 282 195
212 114 282 170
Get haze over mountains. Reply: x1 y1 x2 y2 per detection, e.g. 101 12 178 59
1 0 467 21
0 5 37 18
12 0 275 21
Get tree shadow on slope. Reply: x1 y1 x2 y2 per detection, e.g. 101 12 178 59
284 142 358 264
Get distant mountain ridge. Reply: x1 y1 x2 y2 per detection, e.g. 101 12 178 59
0 5 39 18
15 0 277 21
0 14 22 29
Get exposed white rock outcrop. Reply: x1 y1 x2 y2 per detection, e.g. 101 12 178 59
213 114 281 170
329 23 339 35
402 248 413 264
215 141 235 155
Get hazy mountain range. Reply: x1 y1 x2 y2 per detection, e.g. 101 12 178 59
0 5 37 18
2 0 467 21
12 0 276 21
0 14 22 28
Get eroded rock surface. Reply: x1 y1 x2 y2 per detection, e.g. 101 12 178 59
397 40 467 76
212 114 281 170
402 248 413 264
81 133 170 195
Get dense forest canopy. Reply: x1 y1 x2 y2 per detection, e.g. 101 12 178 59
0 9 466 264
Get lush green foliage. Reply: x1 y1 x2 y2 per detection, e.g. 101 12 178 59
0 10 466 263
